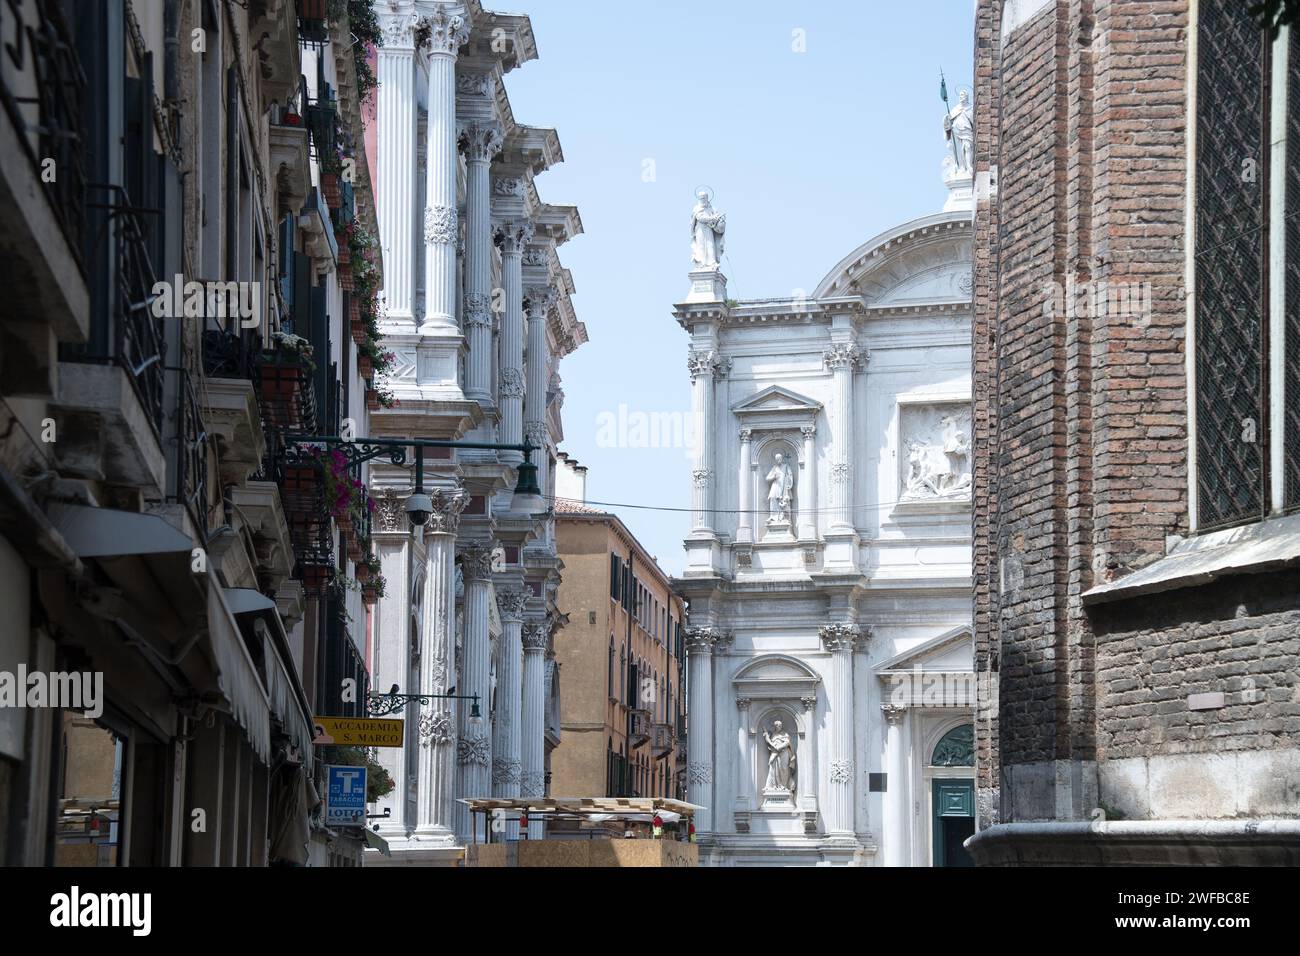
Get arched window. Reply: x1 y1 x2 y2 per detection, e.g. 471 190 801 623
607 638 615 698
619 645 626 701
931 724 975 767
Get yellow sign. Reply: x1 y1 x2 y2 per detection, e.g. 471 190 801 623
312 716 404 747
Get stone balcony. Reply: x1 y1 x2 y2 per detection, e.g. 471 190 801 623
51 362 166 496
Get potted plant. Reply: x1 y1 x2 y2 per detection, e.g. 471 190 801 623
260 331 314 401
362 571 386 606
358 355 372 380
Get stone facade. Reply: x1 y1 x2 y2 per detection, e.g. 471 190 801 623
968 0 1300 864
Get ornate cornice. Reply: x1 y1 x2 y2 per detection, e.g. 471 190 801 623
459 121 503 163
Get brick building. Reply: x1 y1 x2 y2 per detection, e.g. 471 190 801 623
967 0 1300 864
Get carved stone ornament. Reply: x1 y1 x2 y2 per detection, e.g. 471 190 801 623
460 122 503 163
495 220 535 254
829 760 854 784
688 762 713 785
522 623 549 651
419 709 454 745
819 622 862 652
496 588 530 621
463 292 493 329
457 734 491 766
493 177 524 197
456 72 492 98
492 759 521 786
499 366 525 398
460 542 495 582
424 204 457 245
418 8 470 56
376 489 405 532
426 488 467 533
686 348 730 382
380 12 414 47
822 342 862 371
683 625 731 652
522 248 547 267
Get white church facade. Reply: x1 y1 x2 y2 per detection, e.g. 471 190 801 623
675 112 977 866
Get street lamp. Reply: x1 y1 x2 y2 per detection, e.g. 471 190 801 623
367 683 482 719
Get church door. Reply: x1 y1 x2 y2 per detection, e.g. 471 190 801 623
931 780 975 867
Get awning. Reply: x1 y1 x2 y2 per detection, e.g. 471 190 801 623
363 827 391 858
226 587 315 772
206 584 272 763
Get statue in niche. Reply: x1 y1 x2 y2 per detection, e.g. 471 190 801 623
690 189 726 270
763 719 797 796
939 414 970 493
944 89 974 175
765 452 794 525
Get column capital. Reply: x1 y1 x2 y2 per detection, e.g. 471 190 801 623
524 284 556 317
801 423 817 438
424 487 467 534
495 219 535 255
459 541 496 582
739 428 753 443
458 121 503 163
822 342 862 371
522 622 549 651
687 347 730 382
819 622 865 652
881 703 908 725
374 489 408 533
496 588 530 622
416 7 470 57
380 10 418 49
684 625 731 652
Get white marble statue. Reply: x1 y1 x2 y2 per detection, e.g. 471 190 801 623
763 720 796 794
939 414 970 493
944 90 974 174
765 453 794 523
690 189 726 270
902 414 972 500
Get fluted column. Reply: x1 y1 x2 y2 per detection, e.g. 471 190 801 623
821 622 860 839
497 222 532 464
416 8 468 395
736 429 753 544
882 704 909 866
523 287 554 508
823 343 859 531
460 123 503 403
687 349 729 534
685 626 728 836
454 542 494 843
414 487 466 842
798 424 817 540
371 503 412 836
492 589 528 839
376 12 417 326
521 620 548 838
736 696 754 814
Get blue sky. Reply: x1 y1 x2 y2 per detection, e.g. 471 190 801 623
505 0 975 575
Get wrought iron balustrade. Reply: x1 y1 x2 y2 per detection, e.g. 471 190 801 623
0 0 86 267
173 366 211 536
201 329 259 381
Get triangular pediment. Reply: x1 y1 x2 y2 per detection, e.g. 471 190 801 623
731 385 823 416
875 625 973 674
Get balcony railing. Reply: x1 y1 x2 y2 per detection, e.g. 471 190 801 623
0 0 86 268
201 329 260 381
173 366 211 536
75 187 166 434
628 708 652 749
652 722 674 758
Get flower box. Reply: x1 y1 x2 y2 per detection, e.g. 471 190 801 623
355 563 371 584
338 263 354 292
351 319 367 346
362 583 379 606
302 563 332 594
321 172 341 209
358 355 372 380
366 388 380 411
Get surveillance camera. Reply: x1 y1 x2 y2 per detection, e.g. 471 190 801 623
405 493 433 526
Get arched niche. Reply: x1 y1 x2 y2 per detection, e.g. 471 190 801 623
732 654 821 815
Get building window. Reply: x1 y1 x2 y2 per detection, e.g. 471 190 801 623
1193 5 1300 527
608 638 615 699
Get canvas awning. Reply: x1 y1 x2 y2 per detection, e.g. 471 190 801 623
226 587 315 772
206 583 272 763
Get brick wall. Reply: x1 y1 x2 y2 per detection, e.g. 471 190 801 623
973 0 1192 825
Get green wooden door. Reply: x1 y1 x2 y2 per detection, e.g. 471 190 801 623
932 780 975 867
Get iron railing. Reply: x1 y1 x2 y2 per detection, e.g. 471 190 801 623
173 366 211 536
0 0 86 268
201 329 259 381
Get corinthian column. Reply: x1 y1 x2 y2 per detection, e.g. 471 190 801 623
882 704 910 866
687 349 729 534
460 122 503 404
376 11 417 327
736 429 753 544
371 493 413 837
685 625 729 837
798 424 817 541
454 541 495 843
496 222 532 464
521 620 548 838
523 286 554 508
820 622 861 840
823 343 860 532
492 588 528 838
416 7 469 396
414 487 466 844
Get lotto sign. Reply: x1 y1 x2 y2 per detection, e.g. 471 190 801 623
325 765 368 828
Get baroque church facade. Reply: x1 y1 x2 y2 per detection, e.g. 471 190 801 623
676 112 977 866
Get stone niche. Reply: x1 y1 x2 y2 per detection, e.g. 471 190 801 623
896 399 972 512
